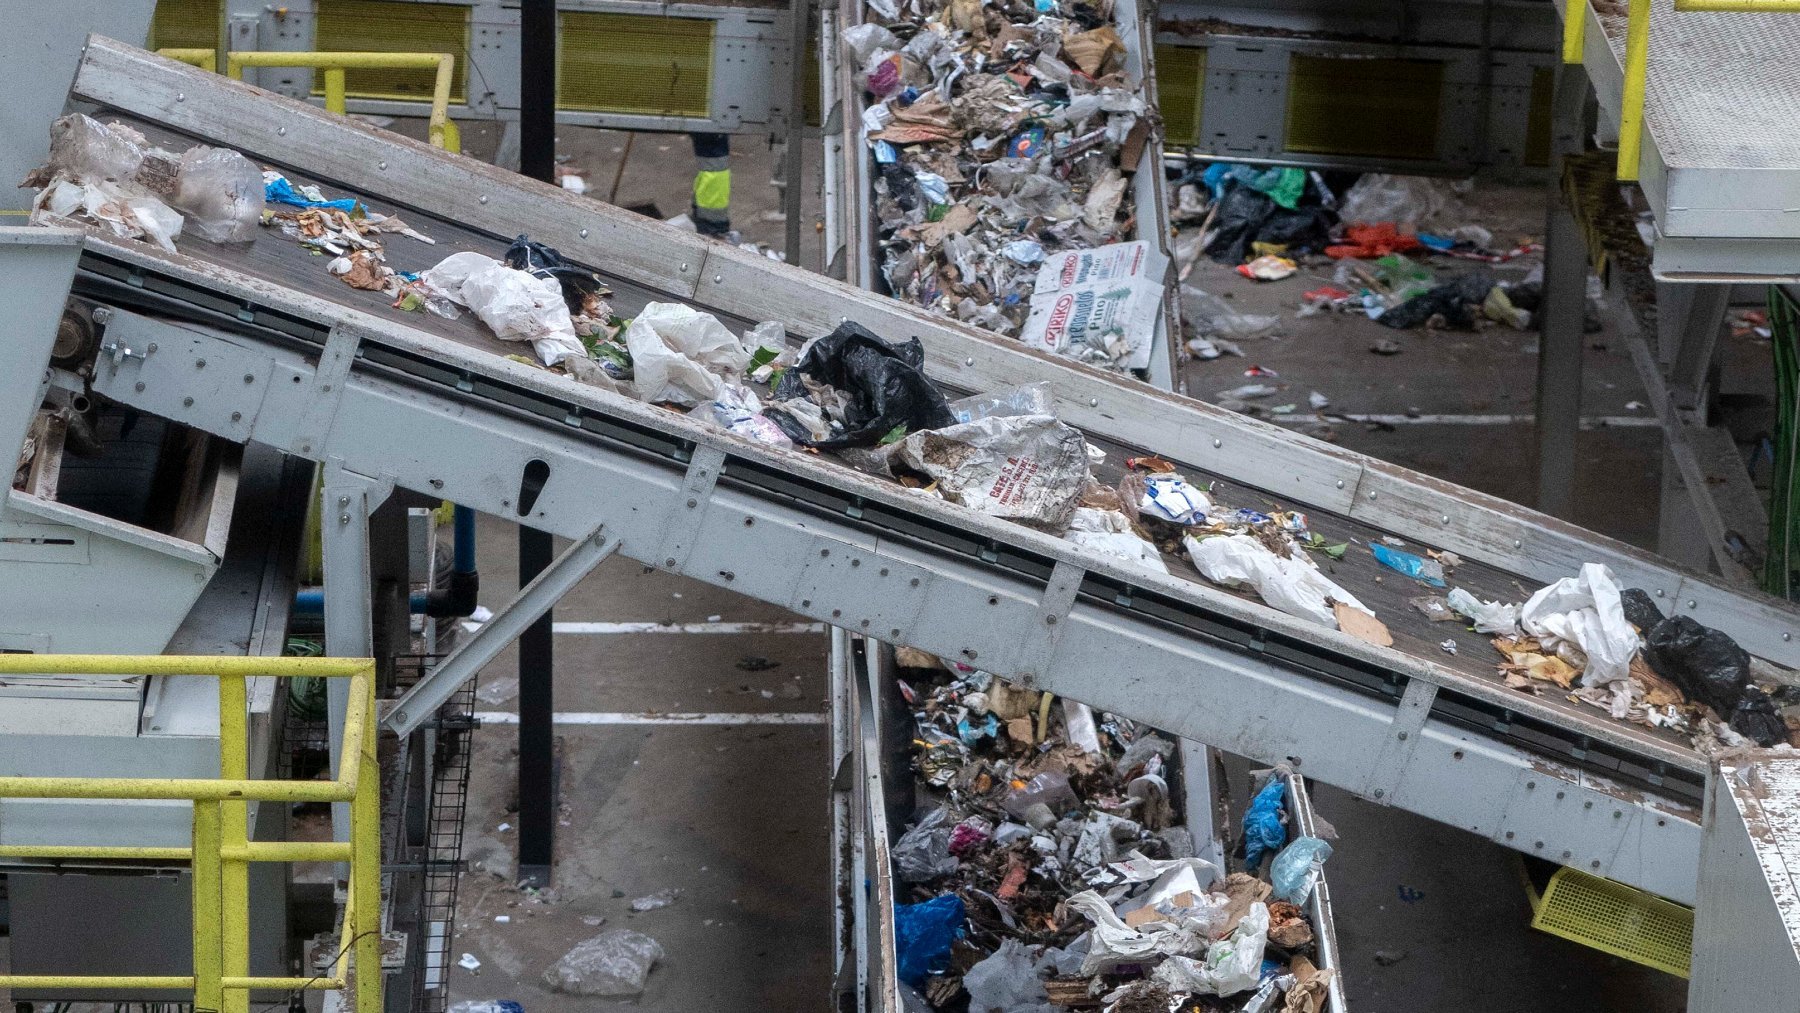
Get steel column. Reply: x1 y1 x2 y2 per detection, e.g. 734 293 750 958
518 0 560 889
1535 64 1594 519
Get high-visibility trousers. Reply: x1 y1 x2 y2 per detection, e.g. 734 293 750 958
690 132 731 237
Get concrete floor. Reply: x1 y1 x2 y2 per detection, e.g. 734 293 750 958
434 128 1692 1010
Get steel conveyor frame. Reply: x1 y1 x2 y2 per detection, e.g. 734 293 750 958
39 39 1800 905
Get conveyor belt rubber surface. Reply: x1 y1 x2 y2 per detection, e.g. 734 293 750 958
48 37 1800 903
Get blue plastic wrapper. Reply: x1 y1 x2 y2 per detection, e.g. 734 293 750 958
1270 835 1334 903
957 712 1000 745
1008 126 1046 159
264 175 358 213
895 893 965 985
873 140 899 164
1370 543 1447 587
1416 233 1456 251
1242 779 1287 872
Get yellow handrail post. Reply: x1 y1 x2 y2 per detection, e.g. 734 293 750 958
219 673 251 1013
352 670 383 1013
192 800 225 1013
324 67 349 117
1563 0 1588 64
1616 0 1653 181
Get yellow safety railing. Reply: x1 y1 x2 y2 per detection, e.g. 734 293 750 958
0 654 381 1013
1565 0 1800 181
158 48 461 152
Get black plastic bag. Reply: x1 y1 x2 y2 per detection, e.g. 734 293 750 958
1203 186 1274 265
1642 615 1752 716
505 234 601 314
1731 686 1788 747
1377 272 1496 331
766 322 953 450
1620 588 1666 632
1255 205 1335 256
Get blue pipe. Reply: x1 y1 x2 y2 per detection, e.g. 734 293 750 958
294 504 480 618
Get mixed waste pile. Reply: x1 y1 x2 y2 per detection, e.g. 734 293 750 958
29 117 1796 762
1167 168 1557 364
846 0 1163 372
889 650 1337 1011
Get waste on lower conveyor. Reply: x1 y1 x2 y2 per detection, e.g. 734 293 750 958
887 649 1339 1011
843 0 1161 373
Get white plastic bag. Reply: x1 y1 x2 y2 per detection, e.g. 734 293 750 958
1107 852 1229 940
1064 507 1167 574
623 303 753 406
172 146 265 243
1153 902 1269 997
420 252 585 366
44 113 144 183
688 384 792 448
1185 533 1371 629
880 414 1092 530
963 939 1050 1012
1446 587 1520 635
1520 563 1639 686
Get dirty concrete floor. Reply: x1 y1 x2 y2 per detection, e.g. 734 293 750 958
431 126 1693 1010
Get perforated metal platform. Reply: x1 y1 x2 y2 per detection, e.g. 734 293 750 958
1572 0 1800 277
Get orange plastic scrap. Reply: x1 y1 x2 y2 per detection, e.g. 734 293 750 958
1326 223 1423 260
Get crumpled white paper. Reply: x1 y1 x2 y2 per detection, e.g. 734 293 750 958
1520 563 1640 686
1185 533 1371 629
623 302 753 406
1447 587 1521 635
877 414 1092 530
420 251 585 366
1064 507 1167 575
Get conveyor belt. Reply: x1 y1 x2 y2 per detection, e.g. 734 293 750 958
48 37 1800 904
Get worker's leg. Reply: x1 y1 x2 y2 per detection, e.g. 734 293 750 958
690 131 732 238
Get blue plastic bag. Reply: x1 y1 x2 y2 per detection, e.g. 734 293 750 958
264 174 359 213
1242 779 1287 872
1270 835 1333 904
894 893 964 985
1370 542 1447 587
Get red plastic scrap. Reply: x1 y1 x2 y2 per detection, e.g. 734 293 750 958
1326 223 1422 260
995 854 1029 901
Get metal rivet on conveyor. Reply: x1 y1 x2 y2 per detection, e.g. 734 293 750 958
1440 515 1449 524
1526 781 1535 790
1397 731 1407 741
686 498 697 508
1372 789 1383 799
965 357 975 367
859 619 869 628
1514 539 1522 548
196 358 206 369
1504 831 1514 840
1212 439 1221 449
1335 480 1344 489
713 275 723 284
1591 860 1601 869
831 609 841 617
664 557 676 567
1368 492 1377 501
719 570 735 581
379 161 387 170
134 382 144 393
278 127 286 136
479 195 489 204
1786 633 1793 642
891 629 901 638
1556 791 1565 800
182 397 193 407
339 513 349 525
1655 588 1665 597
177 92 185 102
243 373 254 384
231 412 241 422
910 578 920 588
850 559 861 568
1534 841 1544 850
580 229 589 238
1687 600 1697 609
680 264 690 272
1045 615 1058 626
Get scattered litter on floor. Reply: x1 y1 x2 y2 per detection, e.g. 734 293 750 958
457 952 482 972
629 888 681 912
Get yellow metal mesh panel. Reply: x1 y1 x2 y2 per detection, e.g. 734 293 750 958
149 0 222 52
314 1 470 103
1155 43 1204 148
1285 54 1442 160
1531 867 1693 978
558 12 713 118
1524 65 1557 167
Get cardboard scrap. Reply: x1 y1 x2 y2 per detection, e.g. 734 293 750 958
1006 715 1037 744
1493 635 1578 689
1220 873 1271 935
1283 955 1336 1013
1062 26 1124 77
1334 601 1393 647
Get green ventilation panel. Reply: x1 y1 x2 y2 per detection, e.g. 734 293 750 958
558 11 713 118
1285 54 1443 161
